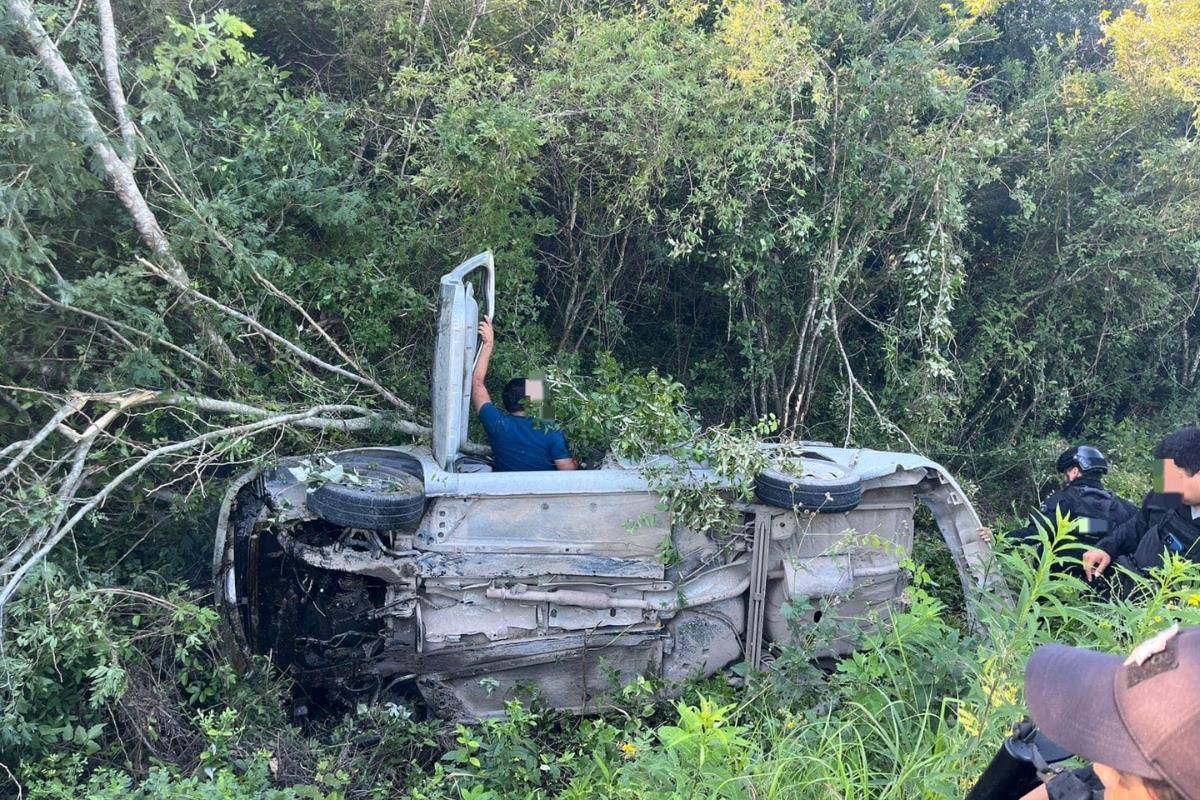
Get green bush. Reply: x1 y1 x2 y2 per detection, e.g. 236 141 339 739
0 565 289 770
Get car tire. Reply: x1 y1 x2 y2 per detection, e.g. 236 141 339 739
307 456 426 531
754 458 863 513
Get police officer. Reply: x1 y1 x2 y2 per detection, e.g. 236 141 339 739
1083 427 1200 594
1010 446 1137 576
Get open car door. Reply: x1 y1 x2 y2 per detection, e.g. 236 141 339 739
431 251 495 471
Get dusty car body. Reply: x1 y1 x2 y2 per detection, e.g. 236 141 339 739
213 252 1006 718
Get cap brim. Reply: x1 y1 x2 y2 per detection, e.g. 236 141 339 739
1025 644 1157 779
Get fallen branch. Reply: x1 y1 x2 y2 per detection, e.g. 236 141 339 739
0 759 21 800
0 395 86 481
141 257 422 419
153 394 486 454
90 587 181 613
0 388 487 616
18 277 221 379
249 267 368 382
0 425 98 591
156 394 429 438
0 391 157 581
0 402 375 613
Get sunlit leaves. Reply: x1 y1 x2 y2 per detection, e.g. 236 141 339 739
716 0 813 92
138 11 258 99
1102 0 1200 117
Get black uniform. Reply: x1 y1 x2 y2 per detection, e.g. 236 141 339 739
1046 766 1104 799
1012 475 1138 547
1096 493 1200 582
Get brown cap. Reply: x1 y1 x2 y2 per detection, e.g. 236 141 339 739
1025 624 1200 799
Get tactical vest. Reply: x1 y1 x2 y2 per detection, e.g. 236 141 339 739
1068 486 1121 544
1132 508 1200 570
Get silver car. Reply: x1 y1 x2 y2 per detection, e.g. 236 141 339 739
213 252 1004 719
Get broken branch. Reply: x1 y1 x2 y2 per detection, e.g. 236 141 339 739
140 257 422 418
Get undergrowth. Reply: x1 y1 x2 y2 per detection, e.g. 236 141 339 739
6 521 1200 799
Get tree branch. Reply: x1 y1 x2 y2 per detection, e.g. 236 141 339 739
7 0 233 363
0 395 86 481
0 402 383 613
156 394 429 438
832 323 917 453
248 266 370 382
95 0 136 169
140 257 422 418
19 277 221 379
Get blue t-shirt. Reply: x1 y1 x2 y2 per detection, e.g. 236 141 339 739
478 403 571 471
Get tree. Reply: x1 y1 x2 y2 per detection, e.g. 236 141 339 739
1103 0 1200 118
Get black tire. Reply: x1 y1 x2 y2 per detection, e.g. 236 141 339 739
754 458 863 513
333 449 425 478
307 455 426 531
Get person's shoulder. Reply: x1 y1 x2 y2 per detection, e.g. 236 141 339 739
1138 492 1181 515
1113 493 1139 517
1040 488 1069 512
479 402 502 424
1126 494 1169 527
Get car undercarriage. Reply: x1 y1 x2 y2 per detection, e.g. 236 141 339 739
212 252 1007 719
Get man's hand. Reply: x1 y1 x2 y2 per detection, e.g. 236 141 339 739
1082 548 1112 582
978 526 993 544
478 317 494 349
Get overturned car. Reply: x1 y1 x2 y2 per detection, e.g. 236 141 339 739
213 252 1005 719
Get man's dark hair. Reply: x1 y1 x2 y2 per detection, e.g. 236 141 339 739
1153 427 1200 476
502 378 526 413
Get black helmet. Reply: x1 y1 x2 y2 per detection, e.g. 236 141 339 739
1056 445 1109 475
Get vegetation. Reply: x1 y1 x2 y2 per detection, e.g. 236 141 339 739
2 0 1199 796
11 527 1200 799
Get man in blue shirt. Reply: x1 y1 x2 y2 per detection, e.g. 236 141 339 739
471 318 577 471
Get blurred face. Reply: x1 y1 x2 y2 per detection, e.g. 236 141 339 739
1092 763 1158 800
1065 466 1083 483
1156 458 1200 506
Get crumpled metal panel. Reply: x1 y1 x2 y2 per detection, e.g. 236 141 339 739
783 554 855 597
416 493 668 557
417 632 663 719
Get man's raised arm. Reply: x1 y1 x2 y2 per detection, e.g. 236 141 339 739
472 317 494 413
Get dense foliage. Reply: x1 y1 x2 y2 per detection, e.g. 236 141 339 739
3 0 1198 499
2 0 1199 795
